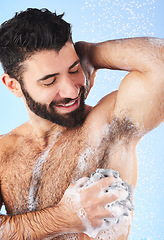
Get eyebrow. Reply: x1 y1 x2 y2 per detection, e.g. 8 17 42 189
37 59 80 82
69 59 80 70
38 73 59 82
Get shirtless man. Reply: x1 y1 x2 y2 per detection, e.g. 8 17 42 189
0 8 163 240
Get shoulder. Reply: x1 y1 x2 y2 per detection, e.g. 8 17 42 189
0 133 19 159
86 90 118 123
0 132 18 149
0 133 17 176
0 121 31 156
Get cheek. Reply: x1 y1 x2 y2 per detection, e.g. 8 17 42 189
78 72 86 86
37 89 58 104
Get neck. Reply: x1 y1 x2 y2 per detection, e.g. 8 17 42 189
26 103 92 146
27 108 66 147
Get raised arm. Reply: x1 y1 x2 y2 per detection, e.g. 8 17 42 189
76 37 164 72
75 37 164 133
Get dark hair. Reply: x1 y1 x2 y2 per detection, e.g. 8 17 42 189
0 8 72 81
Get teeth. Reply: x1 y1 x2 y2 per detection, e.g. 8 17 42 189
60 100 76 107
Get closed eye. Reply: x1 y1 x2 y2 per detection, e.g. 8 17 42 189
43 78 56 86
69 70 79 74
37 73 58 87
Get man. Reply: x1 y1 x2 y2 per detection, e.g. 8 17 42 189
0 8 163 240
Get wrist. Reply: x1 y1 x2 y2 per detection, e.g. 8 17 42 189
56 200 84 234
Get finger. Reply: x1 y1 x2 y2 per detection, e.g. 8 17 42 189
99 188 129 208
83 177 119 196
98 207 115 219
96 177 119 190
105 188 129 201
74 177 89 188
99 191 119 205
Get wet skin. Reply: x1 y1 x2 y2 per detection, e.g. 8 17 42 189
0 100 137 240
0 38 164 239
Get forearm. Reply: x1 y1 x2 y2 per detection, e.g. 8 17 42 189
0 175 135 240
89 37 164 72
0 204 77 240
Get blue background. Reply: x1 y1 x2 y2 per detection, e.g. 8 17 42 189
0 1 163 239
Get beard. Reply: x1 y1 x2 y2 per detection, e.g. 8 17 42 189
20 82 86 128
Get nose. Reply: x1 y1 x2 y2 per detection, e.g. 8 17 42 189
58 75 80 99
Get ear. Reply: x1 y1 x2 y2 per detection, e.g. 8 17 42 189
1 73 23 98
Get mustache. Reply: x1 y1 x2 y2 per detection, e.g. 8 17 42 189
50 87 84 107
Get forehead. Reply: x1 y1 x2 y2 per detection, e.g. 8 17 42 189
23 42 78 79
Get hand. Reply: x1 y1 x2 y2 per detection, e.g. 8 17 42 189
60 176 118 233
75 41 97 97
59 169 133 237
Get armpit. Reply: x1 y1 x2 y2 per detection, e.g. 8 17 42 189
107 117 139 143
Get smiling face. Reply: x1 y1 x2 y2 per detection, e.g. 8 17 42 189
20 42 87 128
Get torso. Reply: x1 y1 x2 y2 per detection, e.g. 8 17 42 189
0 97 139 240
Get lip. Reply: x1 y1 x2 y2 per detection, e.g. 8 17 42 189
55 98 80 113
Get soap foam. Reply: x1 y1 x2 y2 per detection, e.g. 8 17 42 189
27 132 63 212
82 169 134 238
65 169 134 239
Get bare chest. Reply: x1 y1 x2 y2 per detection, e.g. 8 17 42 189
0 128 107 215
1 118 138 216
